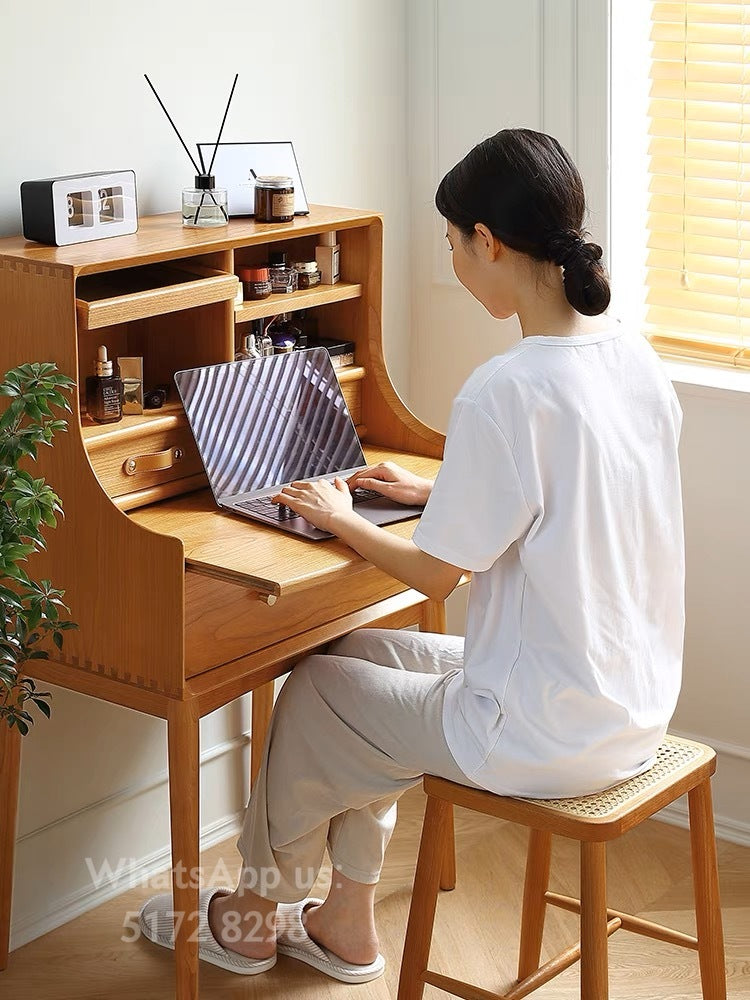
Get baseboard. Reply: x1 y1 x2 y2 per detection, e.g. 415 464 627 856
654 727 750 847
656 800 750 848
10 732 252 952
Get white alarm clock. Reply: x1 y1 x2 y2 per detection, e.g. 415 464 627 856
20 170 138 246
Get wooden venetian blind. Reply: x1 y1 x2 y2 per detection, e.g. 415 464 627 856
648 1 750 366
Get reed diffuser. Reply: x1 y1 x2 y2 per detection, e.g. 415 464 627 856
144 73 238 228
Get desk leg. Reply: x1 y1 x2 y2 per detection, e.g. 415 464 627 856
0 721 21 970
250 681 274 789
420 600 456 892
421 599 446 635
167 700 200 1000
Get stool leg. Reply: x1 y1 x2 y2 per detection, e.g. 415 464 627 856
398 795 451 1000
421 598 457 893
688 779 727 1000
440 805 456 891
167 699 201 1000
517 829 552 980
580 841 608 1000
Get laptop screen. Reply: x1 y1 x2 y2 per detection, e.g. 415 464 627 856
174 348 366 500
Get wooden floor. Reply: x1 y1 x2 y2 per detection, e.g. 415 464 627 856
3 787 749 999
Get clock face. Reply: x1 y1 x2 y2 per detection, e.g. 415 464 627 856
98 186 124 224
52 172 137 245
66 191 93 228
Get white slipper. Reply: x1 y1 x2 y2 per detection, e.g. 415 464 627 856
138 886 277 976
276 898 385 984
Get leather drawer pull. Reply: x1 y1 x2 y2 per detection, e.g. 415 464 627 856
123 446 184 476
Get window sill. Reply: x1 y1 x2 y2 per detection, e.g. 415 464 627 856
662 359 750 401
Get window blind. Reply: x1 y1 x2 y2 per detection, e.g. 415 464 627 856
648 0 750 367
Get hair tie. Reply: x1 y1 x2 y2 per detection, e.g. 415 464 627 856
547 230 600 270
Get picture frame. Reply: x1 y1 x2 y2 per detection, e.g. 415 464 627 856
196 141 309 218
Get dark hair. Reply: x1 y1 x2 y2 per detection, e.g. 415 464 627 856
435 128 610 316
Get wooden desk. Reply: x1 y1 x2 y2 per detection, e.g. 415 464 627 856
0 209 450 999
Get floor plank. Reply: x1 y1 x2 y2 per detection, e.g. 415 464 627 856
2 787 749 999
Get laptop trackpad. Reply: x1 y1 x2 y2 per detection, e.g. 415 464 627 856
355 499 424 527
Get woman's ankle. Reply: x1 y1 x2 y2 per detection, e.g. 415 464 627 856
303 900 379 966
208 890 277 959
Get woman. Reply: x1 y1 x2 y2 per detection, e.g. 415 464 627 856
140 129 684 983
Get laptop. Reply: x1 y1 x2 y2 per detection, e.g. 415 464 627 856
174 348 425 540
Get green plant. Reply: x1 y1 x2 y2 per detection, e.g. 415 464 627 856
0 363 78 734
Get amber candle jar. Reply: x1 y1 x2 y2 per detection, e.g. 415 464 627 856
254 176 295 223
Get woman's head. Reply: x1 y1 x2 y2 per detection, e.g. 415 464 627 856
435 128 610 319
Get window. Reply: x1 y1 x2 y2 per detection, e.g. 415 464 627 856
647 1 750 367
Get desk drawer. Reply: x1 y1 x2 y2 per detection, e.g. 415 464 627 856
185 568 408 677
87 419 204 499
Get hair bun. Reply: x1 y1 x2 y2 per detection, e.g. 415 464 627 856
548 230 610 316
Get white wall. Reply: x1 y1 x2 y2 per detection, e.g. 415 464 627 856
3 0 411 949
406 0 609 432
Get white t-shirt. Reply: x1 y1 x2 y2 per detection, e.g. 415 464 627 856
412 327 685 798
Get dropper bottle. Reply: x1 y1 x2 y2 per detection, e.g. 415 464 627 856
85 345 123 424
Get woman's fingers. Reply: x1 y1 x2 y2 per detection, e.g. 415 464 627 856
353 476 393 494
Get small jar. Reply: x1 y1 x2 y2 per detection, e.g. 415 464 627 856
268 251 298 294
294 261 321 289
254 175 295 223
238 266 272 300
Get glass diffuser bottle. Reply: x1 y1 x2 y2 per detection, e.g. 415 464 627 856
182 174 228 228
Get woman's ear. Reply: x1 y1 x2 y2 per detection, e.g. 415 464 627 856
474 223 503 262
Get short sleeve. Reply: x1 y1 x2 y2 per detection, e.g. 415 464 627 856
412 398 533 572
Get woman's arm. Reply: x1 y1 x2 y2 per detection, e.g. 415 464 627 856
272 477 463 601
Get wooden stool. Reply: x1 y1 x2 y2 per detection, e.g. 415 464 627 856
399 735 726 1000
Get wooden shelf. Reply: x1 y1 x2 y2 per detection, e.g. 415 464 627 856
234 281 362 323
81 401 185 448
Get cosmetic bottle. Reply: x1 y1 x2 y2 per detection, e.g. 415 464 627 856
85 345 123 424
182 174 228 228
268 251 298 294
315 230 340 284
294 260 321 289
235 331 262 360
256 319 274 357
267 313 302 354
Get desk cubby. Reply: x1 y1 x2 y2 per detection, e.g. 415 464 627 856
0 206 451 1000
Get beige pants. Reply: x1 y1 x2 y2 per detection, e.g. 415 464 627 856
236 628 477 902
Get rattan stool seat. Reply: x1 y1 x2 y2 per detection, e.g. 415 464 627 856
399 734 727 1000
423 734 716 841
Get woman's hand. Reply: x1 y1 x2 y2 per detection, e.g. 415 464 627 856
346 462 433 506
272 477 355 532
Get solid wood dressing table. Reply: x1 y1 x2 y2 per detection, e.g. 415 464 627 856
0 207 455 999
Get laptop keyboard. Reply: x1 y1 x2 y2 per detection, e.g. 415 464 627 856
236 486 382 521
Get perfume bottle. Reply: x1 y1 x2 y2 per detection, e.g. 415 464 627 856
267 313 302 353
267 251 298 294
85 345 123 424
182 174 228 228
